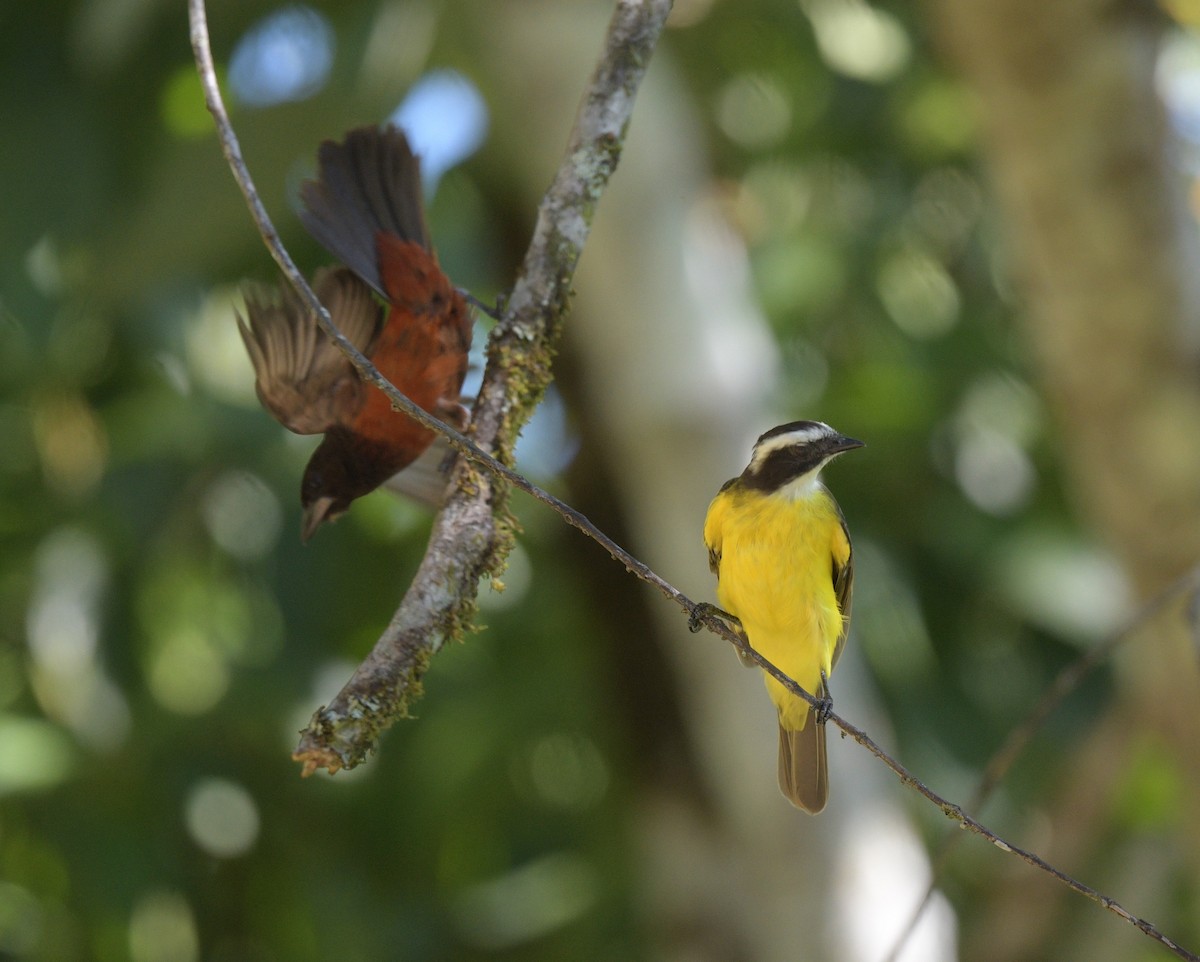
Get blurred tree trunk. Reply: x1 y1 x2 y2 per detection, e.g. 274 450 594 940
477 3 906 960
480 5 804 959
935 1 1200 957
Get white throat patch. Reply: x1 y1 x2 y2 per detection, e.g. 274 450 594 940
778 466 826 501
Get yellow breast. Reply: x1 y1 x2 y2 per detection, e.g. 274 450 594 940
704 481 849 730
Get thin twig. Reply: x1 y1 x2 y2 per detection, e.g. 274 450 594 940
712 609 1196 961
881 565 1200 962
187 0 444 432
191 5 1199 958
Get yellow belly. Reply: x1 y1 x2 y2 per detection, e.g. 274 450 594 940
705 484 848 731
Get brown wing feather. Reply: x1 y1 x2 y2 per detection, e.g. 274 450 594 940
829 497 854 673
238 267 381 435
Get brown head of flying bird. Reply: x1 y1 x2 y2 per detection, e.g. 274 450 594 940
238 124 473 540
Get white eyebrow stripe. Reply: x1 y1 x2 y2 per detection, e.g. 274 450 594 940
750 423 834 464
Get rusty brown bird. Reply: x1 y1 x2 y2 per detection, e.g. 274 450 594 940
239 125 472 540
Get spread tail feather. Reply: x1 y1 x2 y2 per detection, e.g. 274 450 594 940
778 718 828 814
299 125 431 299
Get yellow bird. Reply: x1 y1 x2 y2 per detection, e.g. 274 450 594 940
702 421 862 813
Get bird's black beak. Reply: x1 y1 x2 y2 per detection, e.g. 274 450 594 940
830 434 865 455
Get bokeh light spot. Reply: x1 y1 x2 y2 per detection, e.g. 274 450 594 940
229 7 333 108
957 373 1042 447
525 732 608 810
715 74 792 148
755 234 847 315
184 286 258 406
738 163 813 242
27 529 105 671
835 804 957 961
1157 30 1200 164
898 78 977 157
184 779 261 858
137 563 269 678
128 891 199 962
683 194 782 401
202 470 282 561
949 374 1042 514
999 534 1130 642
359 1 436 96
161 66 215 138
804 0 911 83
0 716 76 795
391 70 489 190
876 247 960 339
25 235 64 296
26 529 130 750
954 429 1034 516
31 393 107 499
908 167 983 253
514 387 579 480
147 629 229 716
454 853 597 950
1114 737 1185 831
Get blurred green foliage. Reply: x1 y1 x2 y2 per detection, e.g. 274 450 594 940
2 0 1193 960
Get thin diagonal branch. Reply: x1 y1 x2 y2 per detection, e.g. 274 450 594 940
187 0 461 441
192 5 1199 958
711 607 1196 961
882 564 1200 962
